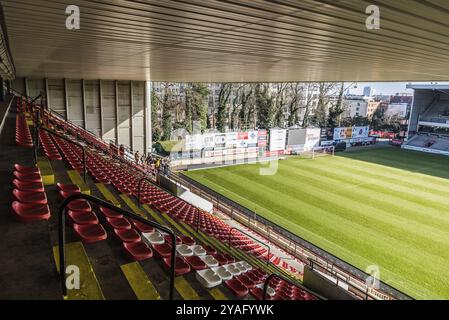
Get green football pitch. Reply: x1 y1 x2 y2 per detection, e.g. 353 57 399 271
183 147 449 299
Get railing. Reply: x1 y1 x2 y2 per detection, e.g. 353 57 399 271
262 273 325 301
137 177 155 208
228 227 271 265
175 173 413 300
58 193 177 300
34 122 87 182
195 207 201 232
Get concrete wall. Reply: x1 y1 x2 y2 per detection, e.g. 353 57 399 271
117 81 131 147
303 266 357 300
84 80 101 137
11 77 149 153
408 89 435 133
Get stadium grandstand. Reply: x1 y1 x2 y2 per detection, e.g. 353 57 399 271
404 84 449 155
1 0 449 304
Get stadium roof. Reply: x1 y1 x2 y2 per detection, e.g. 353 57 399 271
3 0 449 82
406 83 449 90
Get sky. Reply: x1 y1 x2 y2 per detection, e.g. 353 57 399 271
348 81 449 96
348 82 411 96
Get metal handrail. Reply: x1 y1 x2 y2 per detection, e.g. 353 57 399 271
195 207 201 232
58 193 177 300
34 124 87 182
228 227 271 265
262 273 325 301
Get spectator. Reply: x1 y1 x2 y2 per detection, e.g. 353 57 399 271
134 150 140 165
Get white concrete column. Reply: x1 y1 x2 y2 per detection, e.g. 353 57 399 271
144 81 152 153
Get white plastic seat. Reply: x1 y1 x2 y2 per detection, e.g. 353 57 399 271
196 269 222 288
200 255 219 268
241 261 252 271
212 266 232 281
190 245 207 256
141 231 165 245
255 284 276 297
225 264 241 276
176 244 194 257
234 262 247 273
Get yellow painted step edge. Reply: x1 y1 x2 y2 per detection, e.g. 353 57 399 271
121 262 161 300
52 242 104 300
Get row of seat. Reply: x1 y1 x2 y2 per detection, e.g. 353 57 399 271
16 114 33 148
39 131 62 160
11 164 51 222
27 99 317 300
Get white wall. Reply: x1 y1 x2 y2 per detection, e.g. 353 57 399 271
12 77 147 152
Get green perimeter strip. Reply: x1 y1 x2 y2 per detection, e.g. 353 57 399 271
175 276 200 300
95 183 121 207
36 156 55 185
67 170 90 194
121 262 161 300
53 242 104 300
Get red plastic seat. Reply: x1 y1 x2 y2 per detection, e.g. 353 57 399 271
57 183 80 192
163 234 182 245
223 253 235 263
99 206 123 218
114 228 141 243
107 217 132 229
212 253 228 265
11 201 51 222
185 256 208 271
73 223 107 243
152 243 172 258
12 179 44 192
249 287 264 300
14 164 40 174
237 274 256 289
12 189 47 204
130 219 154 233
180 235 195 246
67 199 91 212
123 241 153 261
13 171 42 183
163 256 191 276
67 210 99 225
203 245 217 255
225 279 249 298
59 190 81 199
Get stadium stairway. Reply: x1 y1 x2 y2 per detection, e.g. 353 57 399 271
0 96 320 300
